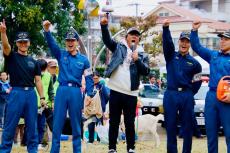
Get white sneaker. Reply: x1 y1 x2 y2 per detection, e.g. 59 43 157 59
128 149 135 153
108 149 117 153
38 144 45 150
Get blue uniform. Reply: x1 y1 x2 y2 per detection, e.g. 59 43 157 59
44 31 94 153
190 30 230 153
0 52 41 153
163 27 202 153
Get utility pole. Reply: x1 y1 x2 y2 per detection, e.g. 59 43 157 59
128 0 140 17
87 14 92 67
134 3 138 17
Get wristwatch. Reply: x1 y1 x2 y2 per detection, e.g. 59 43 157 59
40 97 45 100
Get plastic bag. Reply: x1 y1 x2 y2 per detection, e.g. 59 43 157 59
96 122 109 144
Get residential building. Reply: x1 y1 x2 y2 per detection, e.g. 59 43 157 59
159 0 230 22
144 3 230 70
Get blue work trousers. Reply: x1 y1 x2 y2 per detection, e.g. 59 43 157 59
205 90 230 153
50 86 83 153
37 112 46 144
163 90 194 153
0 87 38 153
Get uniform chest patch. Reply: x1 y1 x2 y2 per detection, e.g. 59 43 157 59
186 62 193 66
28 61 35 68
77 62 84 66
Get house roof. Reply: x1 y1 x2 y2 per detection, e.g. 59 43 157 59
144 3 230 31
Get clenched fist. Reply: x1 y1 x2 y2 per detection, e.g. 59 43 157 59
100 15 108 25
163 19 170 27
192 21 201 31
43 20 51 32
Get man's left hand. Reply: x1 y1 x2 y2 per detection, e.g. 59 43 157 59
132 51 138 61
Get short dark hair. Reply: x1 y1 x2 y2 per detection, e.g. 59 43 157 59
149 74 156 79
93 71 100 77
37 59 48 71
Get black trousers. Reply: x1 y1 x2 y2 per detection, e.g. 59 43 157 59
109 90 137 151
88 118 102 143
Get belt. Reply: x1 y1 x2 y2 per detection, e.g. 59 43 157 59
59 82 81 88
13 87 34 91
167 87 189 92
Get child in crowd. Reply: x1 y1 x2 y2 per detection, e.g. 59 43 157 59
0 71 11 129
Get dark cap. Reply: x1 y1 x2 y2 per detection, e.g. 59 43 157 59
16 32 30 42
127 27 141 36
217 30 230 39
179 31 190 40
65 27 79 40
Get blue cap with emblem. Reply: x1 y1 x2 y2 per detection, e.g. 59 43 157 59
217 30 230 39
65 27 79 40
179 31 190 40
16 32 30 42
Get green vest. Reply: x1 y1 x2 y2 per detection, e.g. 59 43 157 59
37 71 52 108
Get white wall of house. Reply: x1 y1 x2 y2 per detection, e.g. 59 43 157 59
155 8 177 17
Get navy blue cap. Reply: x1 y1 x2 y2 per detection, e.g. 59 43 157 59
127 27 141 36
218 30 230 39
65 27 79 40
16 32 30 42
179 31 190 40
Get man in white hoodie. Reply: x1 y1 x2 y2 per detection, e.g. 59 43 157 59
100 16 150 153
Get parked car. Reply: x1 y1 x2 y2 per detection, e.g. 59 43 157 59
194 83 224 135
139 84 164 116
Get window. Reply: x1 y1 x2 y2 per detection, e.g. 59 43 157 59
159 13 164 16
212 38 219 49
159 12 169 17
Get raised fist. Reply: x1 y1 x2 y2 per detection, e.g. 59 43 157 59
100 15 108 25
43 20 51 32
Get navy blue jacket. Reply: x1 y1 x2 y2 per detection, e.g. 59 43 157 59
190 30 230 90
163 26 202 93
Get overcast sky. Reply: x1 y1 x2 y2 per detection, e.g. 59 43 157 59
98 0 164 16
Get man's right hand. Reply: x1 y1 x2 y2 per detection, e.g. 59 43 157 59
100 15 108 25
43 20 51 32
0 19 7 33
192 21 201 31
163 19 170 27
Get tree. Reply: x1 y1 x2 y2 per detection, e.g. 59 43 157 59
120 14 162 67
0 0 86 56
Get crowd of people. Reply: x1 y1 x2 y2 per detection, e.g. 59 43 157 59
0 15 229 153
